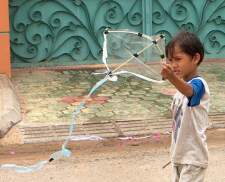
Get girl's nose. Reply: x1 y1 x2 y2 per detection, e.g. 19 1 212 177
170 62 179 70
171 60 178 66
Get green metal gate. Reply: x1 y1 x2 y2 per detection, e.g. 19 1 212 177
9 0 225 68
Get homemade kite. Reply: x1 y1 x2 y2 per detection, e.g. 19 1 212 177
0 29 166 173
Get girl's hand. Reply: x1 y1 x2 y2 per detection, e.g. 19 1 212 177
161 63 174 80
161 64 193 97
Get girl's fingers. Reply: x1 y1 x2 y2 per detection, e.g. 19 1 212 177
162 63 172 72
161 63 174 80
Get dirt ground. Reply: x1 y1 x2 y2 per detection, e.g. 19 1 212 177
0 129 224 182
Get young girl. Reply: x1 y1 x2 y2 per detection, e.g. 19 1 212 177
161 31 210 182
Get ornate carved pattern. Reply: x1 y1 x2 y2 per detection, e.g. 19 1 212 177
10 0 225 67
9 0 142 66
153 0 225 57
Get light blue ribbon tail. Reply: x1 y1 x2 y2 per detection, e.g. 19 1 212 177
0 147 72 173
49 148 72 162
62 76 109 149
0 75 110 173
0 160 48 173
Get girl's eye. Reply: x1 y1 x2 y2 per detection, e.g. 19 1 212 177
167 58 180 63
174 58 181 62
167 59 172 63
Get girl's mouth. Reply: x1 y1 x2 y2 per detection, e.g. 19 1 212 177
174 70 180 75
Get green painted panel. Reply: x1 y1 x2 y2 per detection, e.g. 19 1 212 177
9 0 225 68
152 0 225 58
10 0 143 67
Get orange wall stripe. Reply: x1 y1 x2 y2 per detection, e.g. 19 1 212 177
0 0 9 32
0 34 11 77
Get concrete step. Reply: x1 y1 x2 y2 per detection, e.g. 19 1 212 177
19 114 225 144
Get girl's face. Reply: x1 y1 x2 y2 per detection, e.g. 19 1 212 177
167 45 200 81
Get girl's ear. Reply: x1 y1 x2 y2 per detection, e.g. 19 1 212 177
193 53 201 65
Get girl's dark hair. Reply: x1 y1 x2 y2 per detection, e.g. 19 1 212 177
166 31 204 65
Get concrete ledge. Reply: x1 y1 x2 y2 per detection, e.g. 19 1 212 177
0 74 22 138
